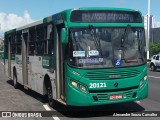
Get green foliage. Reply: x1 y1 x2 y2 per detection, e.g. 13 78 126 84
149 42 160 56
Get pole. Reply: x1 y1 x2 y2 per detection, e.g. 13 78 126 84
147 0 150 59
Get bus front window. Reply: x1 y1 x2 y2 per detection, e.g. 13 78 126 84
68 27 146 68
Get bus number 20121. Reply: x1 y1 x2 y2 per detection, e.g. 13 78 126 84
89 83 107 88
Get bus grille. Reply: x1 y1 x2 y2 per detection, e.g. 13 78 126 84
97 94 108 101
84 70 140 80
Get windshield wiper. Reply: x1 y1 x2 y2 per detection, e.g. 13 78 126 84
121 24 131 48
88 25 103 57
119 24 131 61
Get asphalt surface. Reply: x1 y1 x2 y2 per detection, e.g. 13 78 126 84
0 61 160 120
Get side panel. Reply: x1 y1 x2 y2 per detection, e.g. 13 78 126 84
15 55 23 84
4 59 9 78
16 54 54 95
42 55 56 97
8 39 11 79
28 56 43 94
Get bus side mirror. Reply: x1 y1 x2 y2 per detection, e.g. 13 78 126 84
61 28 68 44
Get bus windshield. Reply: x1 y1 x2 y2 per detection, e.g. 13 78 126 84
68 27 146 68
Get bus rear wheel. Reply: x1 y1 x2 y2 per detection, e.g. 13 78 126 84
47 81 54 107
13 73 18 89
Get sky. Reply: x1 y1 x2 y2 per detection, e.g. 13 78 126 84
0 0 160 37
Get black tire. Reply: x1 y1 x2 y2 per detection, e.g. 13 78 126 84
151 64 157 71
47 81 54 107
13 72 18 89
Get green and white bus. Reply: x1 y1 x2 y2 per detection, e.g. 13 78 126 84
4 7 148 106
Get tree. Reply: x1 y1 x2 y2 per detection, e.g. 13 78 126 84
149 42 160 56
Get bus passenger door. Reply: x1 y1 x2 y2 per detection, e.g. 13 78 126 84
56 25 66 103
22 30 29 89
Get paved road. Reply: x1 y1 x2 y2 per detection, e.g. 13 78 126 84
0 61 160 120
0 61 52 120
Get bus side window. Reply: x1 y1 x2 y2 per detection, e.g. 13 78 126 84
36 25 44 55
29 42 35 55
4 36 8 54
10 34 16 54
16 32 22 54
28 28 36 56
47 24 54 55
44 25 47 54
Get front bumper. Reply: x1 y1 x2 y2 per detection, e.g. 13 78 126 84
66 79 148 106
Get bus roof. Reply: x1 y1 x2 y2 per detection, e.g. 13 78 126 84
72 7 138 11
5 7 142 35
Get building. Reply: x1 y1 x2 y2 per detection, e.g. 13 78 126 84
144 15 160 44
143 15 154 30
143 15 154 43
143 15 155 59
150 28 160 43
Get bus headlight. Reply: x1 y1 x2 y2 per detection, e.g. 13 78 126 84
80 85 87 93
144 75 148 81
140 79 144 87
140 75 147 87
71 81 78 88
70 80 87 93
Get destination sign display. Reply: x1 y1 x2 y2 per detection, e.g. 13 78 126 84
71 10 142 23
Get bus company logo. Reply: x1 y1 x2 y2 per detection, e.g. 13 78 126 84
73 51 85 57
114 82 119 87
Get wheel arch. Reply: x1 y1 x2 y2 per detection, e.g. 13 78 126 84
43 74 51 95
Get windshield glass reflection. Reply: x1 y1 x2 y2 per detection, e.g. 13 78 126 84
68 27 146 68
